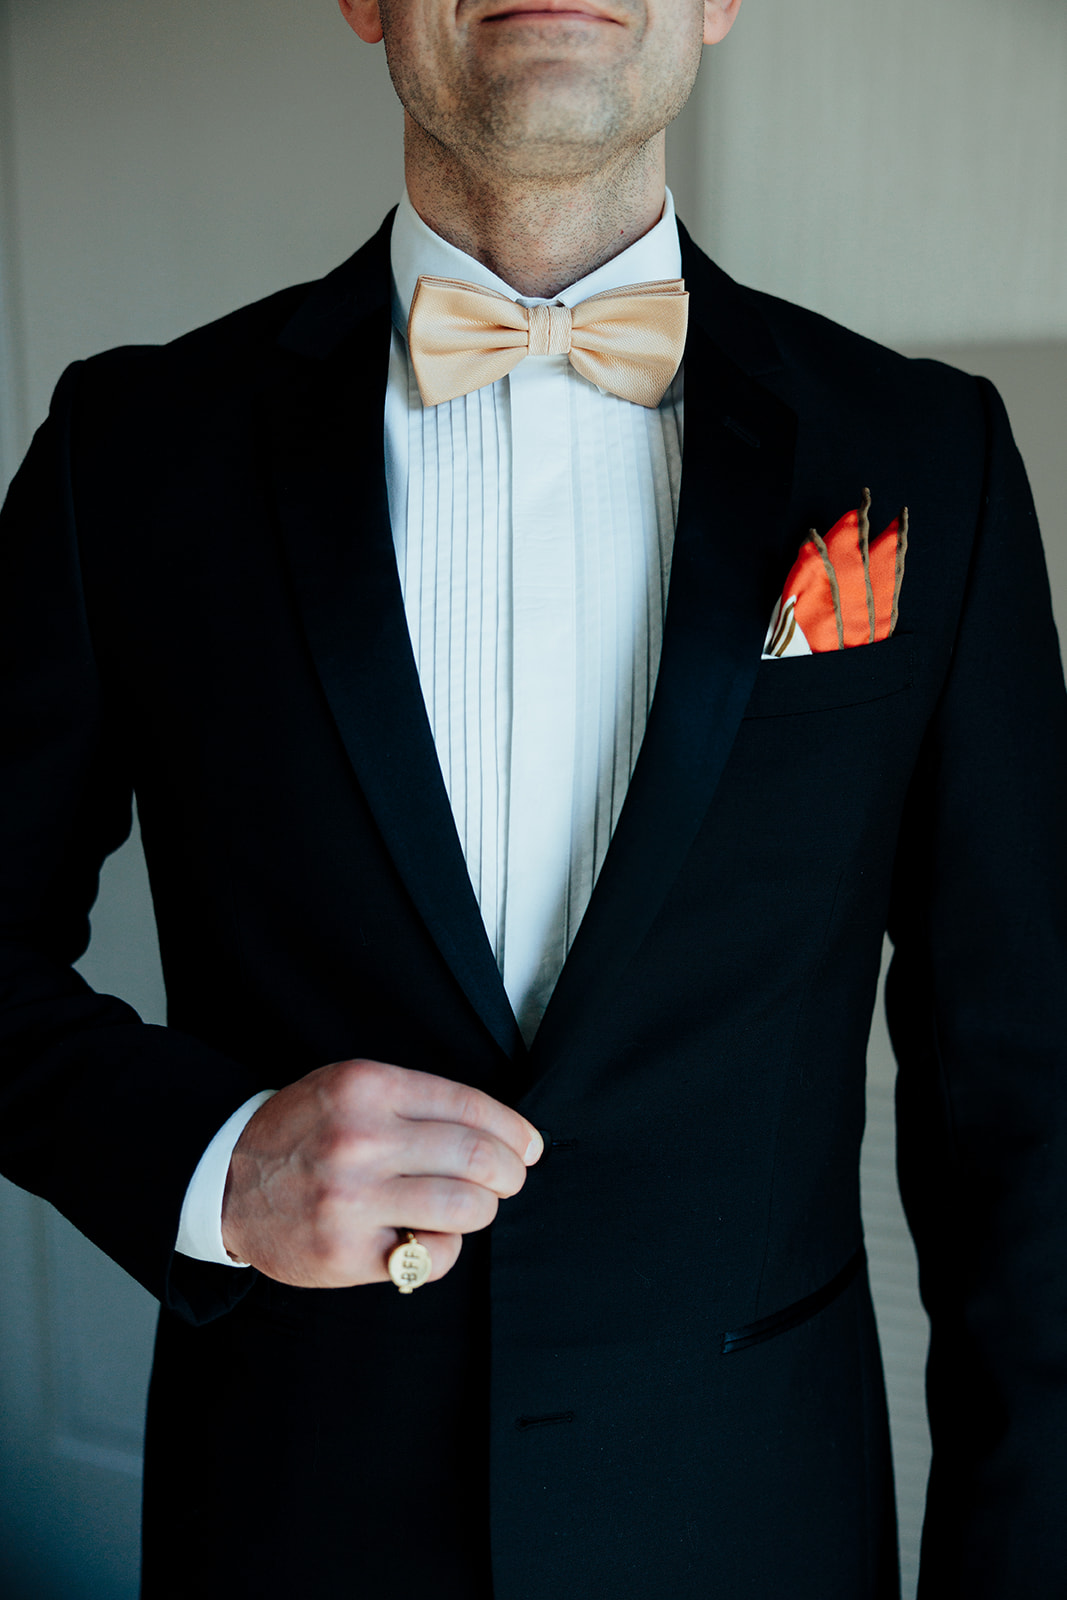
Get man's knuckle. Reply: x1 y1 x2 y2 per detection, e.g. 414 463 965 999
454 1086 486 1129
332 1056 392 1108
463 1132 496 1181
337 1059 372 1101
331 1124 378 1168
439 1183 482 1230
441 1185 470 1228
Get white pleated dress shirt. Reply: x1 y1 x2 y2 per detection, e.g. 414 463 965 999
176 191 685 1264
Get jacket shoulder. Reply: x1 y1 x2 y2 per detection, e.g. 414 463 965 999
679 224 984 440
69 280 316 395
72 211 396 400
736 279 983 425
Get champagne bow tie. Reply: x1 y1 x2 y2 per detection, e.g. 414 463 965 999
406 274 689 409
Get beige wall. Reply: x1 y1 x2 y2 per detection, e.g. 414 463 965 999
684 0 1067 345
2 0 404 443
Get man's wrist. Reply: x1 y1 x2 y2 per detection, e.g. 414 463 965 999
175 1090 277 1267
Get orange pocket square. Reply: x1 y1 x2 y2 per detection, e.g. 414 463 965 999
764 490 909 658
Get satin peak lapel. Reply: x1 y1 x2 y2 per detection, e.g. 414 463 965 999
268 215 522 1062
534 237 797 1064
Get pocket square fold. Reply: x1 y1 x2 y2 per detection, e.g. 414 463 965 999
764 489 908 658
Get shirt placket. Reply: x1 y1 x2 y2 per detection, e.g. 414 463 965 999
502 352 578 1044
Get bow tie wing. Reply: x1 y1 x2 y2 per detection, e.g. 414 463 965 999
407 273 688 409
408 277 531 407
568 280 689 408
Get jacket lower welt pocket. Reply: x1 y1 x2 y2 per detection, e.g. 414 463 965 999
722 1247 866 1354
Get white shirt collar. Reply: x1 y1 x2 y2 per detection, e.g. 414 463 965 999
389 186 683 335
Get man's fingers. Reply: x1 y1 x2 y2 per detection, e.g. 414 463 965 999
227 1059 542 1290
350 1060 542 1164
384 1173 505 1235
387 1119 530 1197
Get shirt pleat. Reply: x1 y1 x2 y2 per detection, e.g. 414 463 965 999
384 192 685 1043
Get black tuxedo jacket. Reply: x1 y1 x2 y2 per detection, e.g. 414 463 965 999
1 214 1066 1600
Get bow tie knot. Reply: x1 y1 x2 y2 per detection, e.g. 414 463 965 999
406 274 688 409
525 302 574 358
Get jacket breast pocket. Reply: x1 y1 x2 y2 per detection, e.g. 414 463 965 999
743 635 915 720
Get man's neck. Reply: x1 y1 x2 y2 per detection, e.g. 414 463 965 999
403 116 669 299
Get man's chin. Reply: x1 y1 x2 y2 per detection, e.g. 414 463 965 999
461 65 631 150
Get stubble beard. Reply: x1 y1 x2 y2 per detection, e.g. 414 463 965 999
451 71 631 179
384 20 701 185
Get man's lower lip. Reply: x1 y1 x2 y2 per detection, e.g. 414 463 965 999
484 10 611 19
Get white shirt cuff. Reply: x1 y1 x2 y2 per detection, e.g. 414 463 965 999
175 1090 277 1266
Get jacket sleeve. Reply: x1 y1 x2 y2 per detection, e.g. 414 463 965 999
886 377 1067 1596
0 363 264 1323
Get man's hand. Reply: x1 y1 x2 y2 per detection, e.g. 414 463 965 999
220 1059 543 1288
